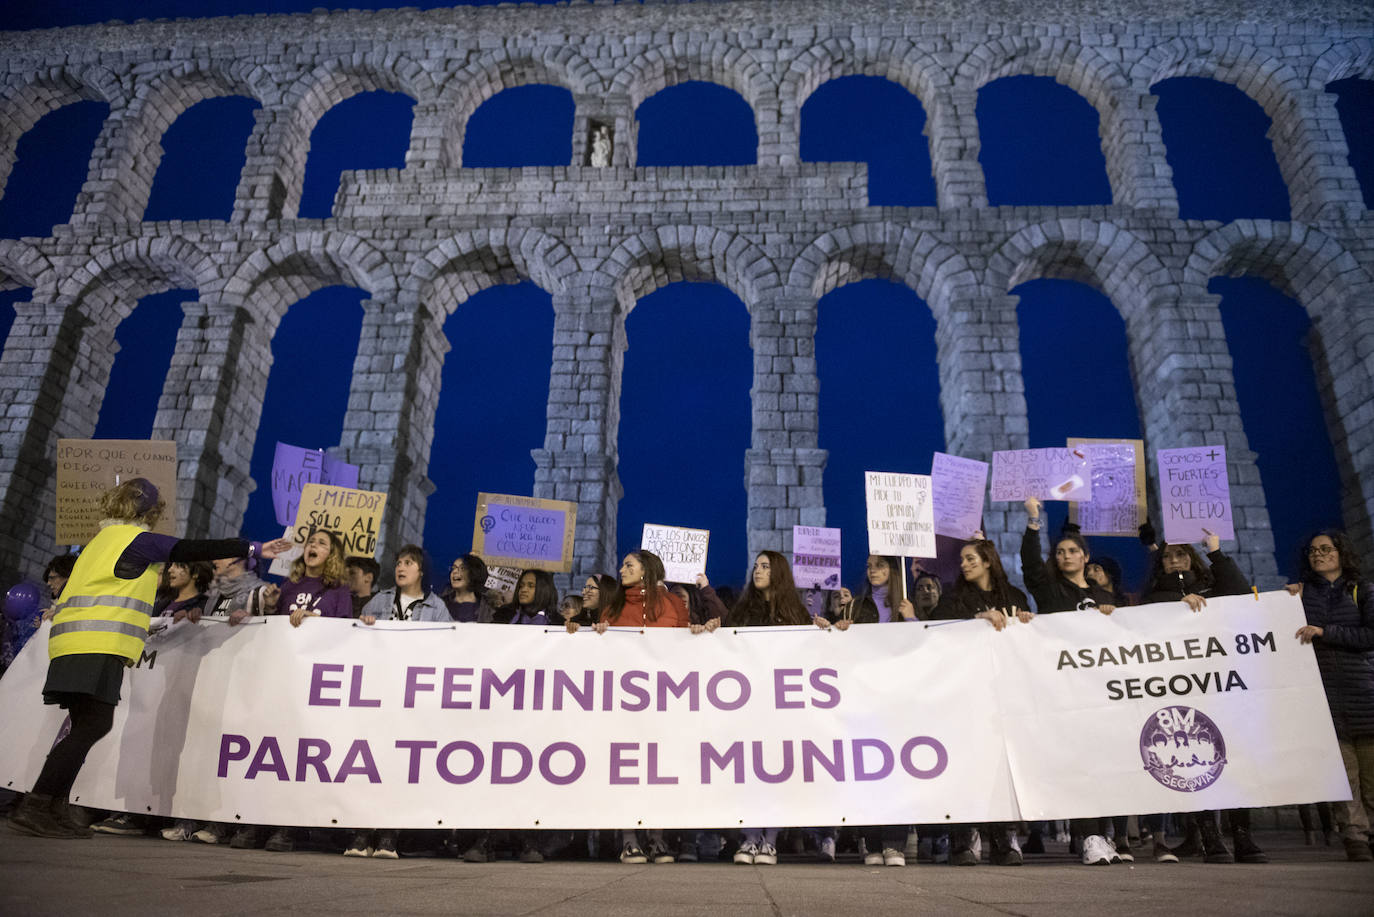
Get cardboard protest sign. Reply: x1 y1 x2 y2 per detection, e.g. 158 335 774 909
270 442 360 528
56 439 177 544
1068 438 1147 536
641 524 710 584
1157 445 1235 544
792 526 842 590
931 452 989 539
864 471 936 558
483 566 522 605
990 448 1092 502
473 493 577 573
270 483 388 576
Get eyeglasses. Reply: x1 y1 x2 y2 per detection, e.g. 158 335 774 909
1307 544 1337 557
584 584 599 591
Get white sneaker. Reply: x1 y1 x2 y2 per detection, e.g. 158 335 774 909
863 851 884 866
817 837 836 863
754 842 778 865
733 842 758 865
1114 837 1135 863
882 847 906 867
192 824 228 844
160 820 195 841
903 829 921 859
1082 834 1114 866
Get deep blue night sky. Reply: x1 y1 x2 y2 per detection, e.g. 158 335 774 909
0 1 1370 594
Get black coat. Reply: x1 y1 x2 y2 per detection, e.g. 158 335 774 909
1020 527 1116 614
1141 550 1250 604
1301 574 1374 740
932 583 1031 621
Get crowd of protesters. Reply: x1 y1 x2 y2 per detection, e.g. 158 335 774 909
2 480 1372 869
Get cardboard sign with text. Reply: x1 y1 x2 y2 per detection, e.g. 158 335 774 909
1068 438 1147 536
56 439 177 544
864 471 936 559
1157 445 1234 544
792 525 842 589
271 442 359 528
931 452 989 539
270 483 388 576
473 493 577 573
641 524 710 584
990 448 1092 502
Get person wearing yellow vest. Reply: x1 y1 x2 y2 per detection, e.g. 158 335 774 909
7 478 291 840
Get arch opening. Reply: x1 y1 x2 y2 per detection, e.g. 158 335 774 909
144 95 260 222
0 100 107 238
461 84 574 168
299 91 416 219
801 75 936 207
93 288 195 441
1326 77 1374 210
635 81 757 167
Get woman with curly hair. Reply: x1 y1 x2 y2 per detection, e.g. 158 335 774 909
280 529 354 626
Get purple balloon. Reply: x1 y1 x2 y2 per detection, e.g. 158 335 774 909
4 581 43 622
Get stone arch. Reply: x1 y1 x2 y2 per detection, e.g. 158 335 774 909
81 61 276 223
435 47 600 168
788 222 974 317
782 37 951 118
0 66 120 207
955 36 1138 206
1132 37 1319 215
223 231 397 332
1185 222 1374 326
597 226 779 317
0 238 54 293
407 229 578 320
264 52 436 219
1311 38 1374 87
63 236 220 323
987 219 1177 321
611 42 775 164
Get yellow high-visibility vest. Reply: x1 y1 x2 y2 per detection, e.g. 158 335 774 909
49 524 159 664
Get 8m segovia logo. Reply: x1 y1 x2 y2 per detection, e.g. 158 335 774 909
1140 705 1226 792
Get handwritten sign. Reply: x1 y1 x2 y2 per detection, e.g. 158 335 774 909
1067 438 1147 536
473 493 577 573
55 439 178 544
931 452 989 538
641 524 710 583
1157 445 1234 544
864 471 936 559
990 448 1092 502
792 526 842 589
270 483 389 576
270 442 359 527
483 566 522 605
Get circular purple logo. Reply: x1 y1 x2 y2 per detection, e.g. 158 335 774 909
1140 706 1226 792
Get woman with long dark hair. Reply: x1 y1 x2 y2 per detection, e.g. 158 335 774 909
441 553 497 623
1293 530 1374 863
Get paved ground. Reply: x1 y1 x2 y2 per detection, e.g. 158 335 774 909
3 827 1372 916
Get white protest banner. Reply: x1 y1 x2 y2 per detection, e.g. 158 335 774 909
0 593 1342 829
1157 445 1235 544
864 471 936 558
271 483 388 576
930 452 989 538
996 594 1346 818
1068 438 1147 536
990 448 1092 502
55 439 178 543
792 525 842 589
641 523 710 583
473 493 577 573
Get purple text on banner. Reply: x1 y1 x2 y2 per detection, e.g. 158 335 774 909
479 503 567 563
931 452 989 539
1156 445 1234 544
792 525 842 590
271 443 324 527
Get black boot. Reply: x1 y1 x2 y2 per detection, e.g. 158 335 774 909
1198 815 1234 864
1169 819 1204 859
49 797 94 838
1231 825 1268 863
7 793 78 839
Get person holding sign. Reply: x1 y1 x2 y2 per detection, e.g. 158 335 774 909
833 555 916 628
1292 531 1374 864
279 530 353 627
1021 498 1116 616
7 478 291 840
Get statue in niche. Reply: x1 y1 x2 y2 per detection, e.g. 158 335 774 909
590 124 613 167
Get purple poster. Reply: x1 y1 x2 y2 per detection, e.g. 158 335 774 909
271 442 360 527
1157 445 1234 544
479 502 568 564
